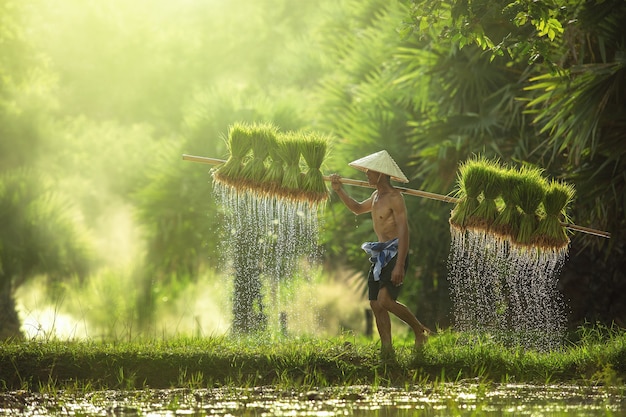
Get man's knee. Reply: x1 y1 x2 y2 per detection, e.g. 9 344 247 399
377 288 396 309
370 300 384 314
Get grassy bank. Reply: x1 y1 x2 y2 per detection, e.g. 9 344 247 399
1 327 625 391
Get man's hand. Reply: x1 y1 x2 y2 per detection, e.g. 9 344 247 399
329 174 342 192
391 264 404 287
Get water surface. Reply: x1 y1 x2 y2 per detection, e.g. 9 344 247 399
2 383 624 416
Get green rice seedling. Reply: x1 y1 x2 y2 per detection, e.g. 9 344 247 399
466 158 503 231
300 132 329 204
213 122 252 187
240 123 277 192
261 132 284 195
534 180 575 249
491 169 523 241
514 166 547 246
277 131 302 200
450 157 487 230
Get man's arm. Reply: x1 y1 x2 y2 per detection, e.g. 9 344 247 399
390 192 409 286
330 174 373 215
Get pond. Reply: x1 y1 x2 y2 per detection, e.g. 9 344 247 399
1 383 625 416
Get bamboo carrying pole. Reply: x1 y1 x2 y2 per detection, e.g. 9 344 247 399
182 154 611 239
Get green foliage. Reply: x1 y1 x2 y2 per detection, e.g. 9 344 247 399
0 168 93 286
2 0 624 337
135 141 222 273
405 0 570 64
313 0 459 327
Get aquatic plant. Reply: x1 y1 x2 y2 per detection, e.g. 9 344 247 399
534 180 575 249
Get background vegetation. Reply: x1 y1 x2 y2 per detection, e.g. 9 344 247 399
1 0 624 341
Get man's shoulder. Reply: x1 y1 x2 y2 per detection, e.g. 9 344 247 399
389 187 404 199
387 188 407 211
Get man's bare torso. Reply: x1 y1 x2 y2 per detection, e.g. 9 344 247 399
371 189 402 242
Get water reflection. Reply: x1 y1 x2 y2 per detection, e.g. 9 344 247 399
1 383 624 416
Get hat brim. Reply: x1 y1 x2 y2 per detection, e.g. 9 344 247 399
348 150 409 183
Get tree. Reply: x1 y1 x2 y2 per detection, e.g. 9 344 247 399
402 0 626 327
131 0 328 333
314 0 455 326
315 0 626 330
0 1 94 339
0 169 92 339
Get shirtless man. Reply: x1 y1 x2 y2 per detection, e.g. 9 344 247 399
330 151 430 355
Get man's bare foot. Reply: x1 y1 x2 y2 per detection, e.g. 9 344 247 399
380 345 396 363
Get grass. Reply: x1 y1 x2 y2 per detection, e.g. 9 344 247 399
2 325 625 391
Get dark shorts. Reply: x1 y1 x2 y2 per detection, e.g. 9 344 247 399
368 254 409 301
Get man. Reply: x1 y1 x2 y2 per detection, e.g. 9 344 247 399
330 150 431 356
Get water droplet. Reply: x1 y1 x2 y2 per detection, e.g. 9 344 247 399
447 226 567 350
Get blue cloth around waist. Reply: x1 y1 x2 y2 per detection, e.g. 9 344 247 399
361 238 399 281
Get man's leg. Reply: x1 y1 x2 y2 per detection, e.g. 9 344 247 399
378 287 430 347
370 299 393 354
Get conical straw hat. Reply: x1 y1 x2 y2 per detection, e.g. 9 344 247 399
348 150 409 183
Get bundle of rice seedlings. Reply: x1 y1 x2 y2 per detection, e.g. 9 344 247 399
213 122 252 187
450 157 487 230
240 123 277 192
466 159 503 231
277 132 302 200
513 166 547 246
261 133 284 195
534 180 575 249
491 168 523 241
300 132 329 204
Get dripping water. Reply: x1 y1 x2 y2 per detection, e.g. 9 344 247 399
447 226 567 351
213 182 324 334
